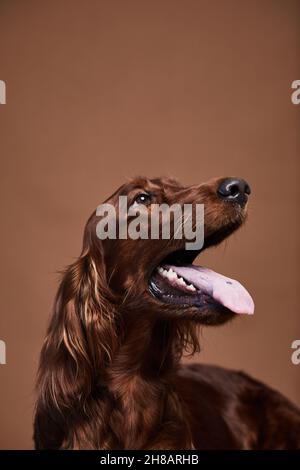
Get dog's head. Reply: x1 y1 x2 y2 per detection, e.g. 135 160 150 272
83 175 254 326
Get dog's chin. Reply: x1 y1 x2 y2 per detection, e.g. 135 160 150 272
148 220 254 325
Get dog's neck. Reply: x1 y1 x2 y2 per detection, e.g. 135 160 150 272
105 316 193 449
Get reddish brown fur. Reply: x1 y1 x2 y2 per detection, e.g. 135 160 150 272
34 176 300 449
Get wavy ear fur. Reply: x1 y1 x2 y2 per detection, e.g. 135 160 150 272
34 251 117 449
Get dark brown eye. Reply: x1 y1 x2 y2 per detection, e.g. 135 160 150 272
134 193 152 205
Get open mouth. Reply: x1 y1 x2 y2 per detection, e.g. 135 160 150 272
149 229 254 316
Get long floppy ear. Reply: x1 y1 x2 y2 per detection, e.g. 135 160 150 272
34 249 118 449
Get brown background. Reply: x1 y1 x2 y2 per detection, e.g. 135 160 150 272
0 0 299 449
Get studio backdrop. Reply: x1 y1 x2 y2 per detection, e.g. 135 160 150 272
0 0 299 449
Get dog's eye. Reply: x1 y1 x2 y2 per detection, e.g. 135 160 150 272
134 193 152 205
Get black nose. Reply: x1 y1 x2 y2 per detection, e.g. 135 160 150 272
217 178 251 206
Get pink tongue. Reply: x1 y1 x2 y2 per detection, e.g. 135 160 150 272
166 265 254 315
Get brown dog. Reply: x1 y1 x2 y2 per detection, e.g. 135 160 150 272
34 176 300 449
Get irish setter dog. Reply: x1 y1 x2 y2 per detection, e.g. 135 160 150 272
34 176 300 450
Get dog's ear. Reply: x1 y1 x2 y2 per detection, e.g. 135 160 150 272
34 250 117 448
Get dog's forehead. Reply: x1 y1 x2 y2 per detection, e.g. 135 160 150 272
104 176 186 203
122 176 184 193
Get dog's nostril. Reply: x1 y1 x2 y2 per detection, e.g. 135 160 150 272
217 178 251 206
228 184 240 197
244 183 251 195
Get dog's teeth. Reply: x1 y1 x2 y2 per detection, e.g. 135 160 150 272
167 271 177 280
177 277 186 286
159 267 197 292
168 269 178 279
186 284 196 292
158 266 196 292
